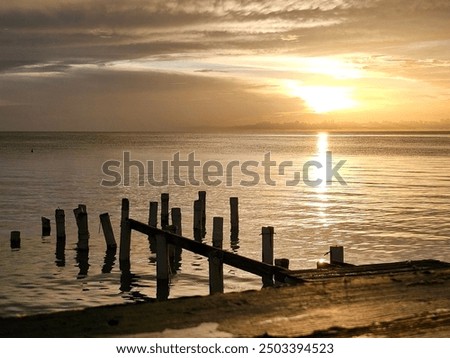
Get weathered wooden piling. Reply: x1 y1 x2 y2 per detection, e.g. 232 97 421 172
209 250 224 294
100 213 117 250
274 258 290 284
198 191 206 237
171 208 182 236
261 226 274 287
193 199 202 241
156 232 170 300
161 193 169 229
55 209 66 241
171 208 183 270
212 217 224 249
148 201 158 253
163 225 179 273
230 197 239 234
73 205 89 251
10 231 20 249
119 198 131 265
209 216 224 294
41 217 51 237
149 201 158 228
330 245 344 264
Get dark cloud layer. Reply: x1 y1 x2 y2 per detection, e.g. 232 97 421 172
0 0 449 130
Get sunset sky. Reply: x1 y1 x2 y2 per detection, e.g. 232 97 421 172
1 0 450 131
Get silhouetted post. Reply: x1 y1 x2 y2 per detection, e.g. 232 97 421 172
55 209 66 241
10 231 20 249
161 193 169 229
156 232 170 300
262 226 274 287
100 213 117 250
330 246 344 265
193 199 202 241
274 258 290 284
212 217 223 249
119 198 131 265
164 225 178 273
171 208 182 236
198 191 206 237
148 201 158 253
230 197 239 235
171 208 183 269
209 250 224 295
41 217 51 237
73 204 89 251
149 202 158 227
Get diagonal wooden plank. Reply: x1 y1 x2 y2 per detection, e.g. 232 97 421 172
128 218 303 284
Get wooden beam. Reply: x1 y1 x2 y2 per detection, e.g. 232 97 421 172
129 219 302 284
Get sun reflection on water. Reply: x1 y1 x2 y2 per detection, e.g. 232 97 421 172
315 132 329 226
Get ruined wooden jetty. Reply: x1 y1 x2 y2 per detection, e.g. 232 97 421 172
118 197 302 300
3 191 450 338
116 194 450 303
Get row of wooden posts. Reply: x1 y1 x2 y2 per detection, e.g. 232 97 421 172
9 191 345 300
9 190 236 251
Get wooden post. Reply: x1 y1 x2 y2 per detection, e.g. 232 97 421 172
230 197 239 235
209 251 224 295
41 217 51 237
149 201 158 227
164 225 178 273
156 232 170 301
148 201 158 253
73 204 89 251
55 209 66 241
171 208 183 271
198 191 206 238
330 246 344 265
262 226 274 287
274 258 290 284
119 198 131 265
10 231 20 249
212 217 223 249
193 199 202 241
100 213 117 250
55 209 66 266
161 193 169 229
171 208 182 236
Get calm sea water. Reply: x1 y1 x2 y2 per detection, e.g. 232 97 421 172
0 132 449 317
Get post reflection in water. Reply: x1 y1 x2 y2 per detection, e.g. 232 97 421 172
55 238 66 267
75 249 89 279
230 230 240 252
102 248 116 274
119 259 153 302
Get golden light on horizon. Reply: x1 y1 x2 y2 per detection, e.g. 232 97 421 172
286 81 358 113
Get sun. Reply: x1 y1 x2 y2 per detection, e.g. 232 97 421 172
286 81 358 113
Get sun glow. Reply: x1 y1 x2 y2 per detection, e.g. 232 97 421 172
286 81 358 113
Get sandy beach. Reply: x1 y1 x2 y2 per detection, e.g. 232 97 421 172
1 263 449 338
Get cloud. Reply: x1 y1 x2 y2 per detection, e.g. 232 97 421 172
0 66 306 131
1 0 449 130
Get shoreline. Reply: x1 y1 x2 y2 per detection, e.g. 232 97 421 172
1 263 449 338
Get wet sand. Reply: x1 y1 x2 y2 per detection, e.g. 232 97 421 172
1 265 449 338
